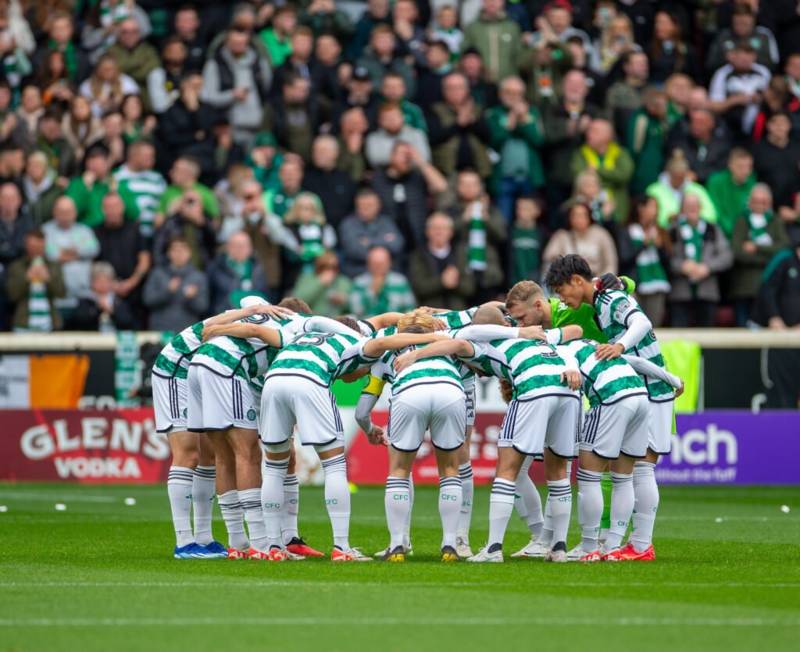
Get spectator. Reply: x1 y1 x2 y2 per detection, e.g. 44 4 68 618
380 72 426 133
339 187 405 278
147 38 189 115
173 4 206 71
415 39 452 113
486 76 544 222
246 131 282 190
159 155 219 221
120 94 156 145
16 85 44 144
143 236 209 332
572 168 617 227
35 12 88 85
428 71 491 179
79 54 139 119
390 0 425 65
627 87 669 195
114 140 167 240
262 155 306 220
282 192 337 285
530 0 592 54
332 65 379 130
0 182 32 326
666 108 732 184
624 196 671 327
0 141 24 186
21 150 60 226
357 24 415 96
348 0 392 61
668 193 733 327
259 4 298 68
730 183 790 326
706 147 757 239
462 0 521 83
94 190 150 324
544 201 618 277
509 195 545 284
365 102 430 168
606 50 649 136
349 246 415 316
6 228 65 332
291 250 352 317
518 35 573 109
646 150 717 228
409 212 475 310
312 33 344 108
647 10 698 84
570 118 634 222
268 74 320 162
300 0 353 42
207 230 271 314
270 26 319 99
92 109 126 169
36 110 77 179
590 8 634 76
60 95 103 163
430 4 464 60
201 28 272 148
106 17 160 93
752 113 800 214
445 170 507 301
372 141 448 249
37 49 74 116
706 3 779 75
458 46 497 110
65 262 137 332
153 189 217 269
301 135 356 230
65 143 114 228
336 107 369 182
42 195 99 307
708 39 771 138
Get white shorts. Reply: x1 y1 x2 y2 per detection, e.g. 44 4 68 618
648 399 675 455
152 373 187 433
387 383 466 452
499 394 580 458
581 394 650 459
465 383 476 428
186 365 257 432
259 376 343 447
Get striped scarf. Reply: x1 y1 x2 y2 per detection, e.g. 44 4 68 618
678 217 706 264
746 211 773 247
628 224 670 295
466 201 487 271
27 258 53 332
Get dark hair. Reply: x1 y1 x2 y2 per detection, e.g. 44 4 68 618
334 316 361 333
544 254 592 290
168 235 191 249
279 297 311 313
27 227 45 240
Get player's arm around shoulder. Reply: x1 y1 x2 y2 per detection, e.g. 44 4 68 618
362 332 450 358
392 338 476 373
201 322 282 347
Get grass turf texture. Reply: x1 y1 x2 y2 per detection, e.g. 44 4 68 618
1 483 799 652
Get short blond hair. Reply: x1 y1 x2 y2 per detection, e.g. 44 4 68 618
505 280 544 308
397 309 437 333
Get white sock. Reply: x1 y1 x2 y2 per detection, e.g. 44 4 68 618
540 498 553 547
281 473 300 545
488 478 516 549
456 462 474 540
631 462 659 552
576 468 602 552
322 454 350 550
546 479 573 547
515 457 543 539
167 466 194 547
192 465 215 546
262 458 288 548
438 477 462 549
404 472 414 547
218 489 248 550
385 476 410 550
239 487 267 551
606 471 634 550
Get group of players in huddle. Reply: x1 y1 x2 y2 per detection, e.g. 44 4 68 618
153 253 682 563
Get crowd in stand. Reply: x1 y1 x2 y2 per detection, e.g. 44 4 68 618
1 0 800 334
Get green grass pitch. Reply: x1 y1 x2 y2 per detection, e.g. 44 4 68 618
1 482 799 652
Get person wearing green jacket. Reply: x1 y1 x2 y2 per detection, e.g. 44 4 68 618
486 76 545 221
627 88 669 196
292 251 353 317
158 156 219 220
705 147 757 239
259 4 296 67
646 151 717 227
65 144 113 228
380 73 427 133
462 0 522 83
570 119 634 222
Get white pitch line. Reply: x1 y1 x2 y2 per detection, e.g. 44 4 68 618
2 580 799 589
0 616 797 627
0 491 118 503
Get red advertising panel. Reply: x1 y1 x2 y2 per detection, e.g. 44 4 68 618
0 409 170 483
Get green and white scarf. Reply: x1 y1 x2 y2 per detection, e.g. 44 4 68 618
628 224 671 295
678 217 706 263
467 201 487 271
27 257 52 332
746 211 773 247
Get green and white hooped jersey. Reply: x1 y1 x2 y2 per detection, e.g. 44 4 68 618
153 320 206 380
558 339 647 408
593 290 674 401
266 331 376 387
464 339 576 400
433 308 477 329
369 344 468 397
115 167 167 238
191 313 305 381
